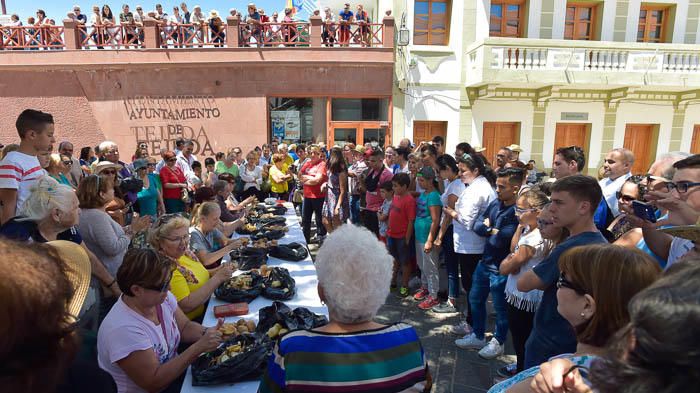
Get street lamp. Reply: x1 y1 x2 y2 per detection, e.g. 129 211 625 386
397 25 409 46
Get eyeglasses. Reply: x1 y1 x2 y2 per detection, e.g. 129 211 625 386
616 191 636 203
515 207 537 215
667 182 700 194
62 161 73 166
147 163 156 167
143 275 172 293
163 234 190 244
557 272 586 295
168 158 177 162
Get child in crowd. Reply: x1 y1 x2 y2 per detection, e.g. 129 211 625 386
412 166 443 310
497 189 550 376
386 173 416 297
377 181 393 244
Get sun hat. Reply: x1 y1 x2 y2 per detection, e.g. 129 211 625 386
94 161 123 174
508 144 523 153
132 158 148 171
472 146 487 153
46 240 91 318
354 145 366 154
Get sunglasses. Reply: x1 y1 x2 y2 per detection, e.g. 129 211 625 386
515 207 537 215
143 275 172 293
62 161 73 166
168 158 177 162
147 163 156 167
101 169 116 175
615 191 636 202
557 272 586 295
155 213 183 227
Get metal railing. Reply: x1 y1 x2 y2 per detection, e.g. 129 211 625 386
321 22 383 47
77 24 144 49
1 25 65 49
158 23 225 48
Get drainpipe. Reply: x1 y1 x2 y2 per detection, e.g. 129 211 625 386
1 0 6 15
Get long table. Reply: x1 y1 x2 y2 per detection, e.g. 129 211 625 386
181 204 327 393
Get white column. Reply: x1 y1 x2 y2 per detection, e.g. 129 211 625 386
600 0 617 41
551 0 567 39
527 0 542 38
625 0 643 42
475 0 491 41
672 0 689 43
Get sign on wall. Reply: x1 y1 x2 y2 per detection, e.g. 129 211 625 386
270 110 301 141
123 95 218 156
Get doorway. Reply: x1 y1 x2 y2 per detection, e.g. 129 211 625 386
624 124 656 175
483 122 520 164
413 121 447 145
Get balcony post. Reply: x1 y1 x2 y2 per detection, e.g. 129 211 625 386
143 17 160 49
62 19 80 50
309 15 322 47
227 16 239 47
382 16 394 49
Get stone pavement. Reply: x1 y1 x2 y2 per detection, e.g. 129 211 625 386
307 240 517 393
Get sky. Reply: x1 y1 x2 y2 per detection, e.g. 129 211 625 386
4 0 318 21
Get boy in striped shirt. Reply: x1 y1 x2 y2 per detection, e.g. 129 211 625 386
0 109 55 223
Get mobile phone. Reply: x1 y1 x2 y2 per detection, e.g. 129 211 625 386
632 200 657 223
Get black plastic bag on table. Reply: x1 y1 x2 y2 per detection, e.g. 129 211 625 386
269 242 309 261
256 301 328 335
262 267 296 300
258 215 286 226
191 334 273 386
231 246 269 259
256 205 286 216
231 252 268 271
251 229 285 241
214 272 264 303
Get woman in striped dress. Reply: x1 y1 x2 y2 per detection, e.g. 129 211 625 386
259 224 431 393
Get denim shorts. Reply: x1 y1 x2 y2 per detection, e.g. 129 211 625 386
387 237 410 265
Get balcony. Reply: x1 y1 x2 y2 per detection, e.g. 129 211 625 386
0 15 393 50
466 37 700 88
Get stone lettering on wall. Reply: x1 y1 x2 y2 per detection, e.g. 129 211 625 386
123 95 219 156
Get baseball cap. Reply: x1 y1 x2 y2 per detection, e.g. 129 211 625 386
417 166 436 179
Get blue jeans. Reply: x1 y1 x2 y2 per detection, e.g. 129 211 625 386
350 194 361 224
469 262 509 344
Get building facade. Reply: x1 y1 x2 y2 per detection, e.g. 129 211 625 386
392 0 700 174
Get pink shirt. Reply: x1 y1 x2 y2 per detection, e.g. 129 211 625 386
98 293 181 393
364 167 393 212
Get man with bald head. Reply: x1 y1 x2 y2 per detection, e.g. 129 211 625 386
599 147 634 217
398 138 412 151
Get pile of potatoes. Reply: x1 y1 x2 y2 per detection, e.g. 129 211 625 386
218 318 256 340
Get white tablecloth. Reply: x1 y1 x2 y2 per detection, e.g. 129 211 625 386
181 204 326 393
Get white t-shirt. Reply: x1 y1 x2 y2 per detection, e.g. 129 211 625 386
0 151 45 214
98 293 181 393
666 236 695 269
240 165 263 191
440 177 466 222
505 227 545 312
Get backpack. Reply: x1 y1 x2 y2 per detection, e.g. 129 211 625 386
269 242 308 261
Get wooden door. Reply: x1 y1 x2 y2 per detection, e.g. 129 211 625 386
413 121 447 145
483 122 519 164
554 123 588 151
691 125 700 154
624 124 654 175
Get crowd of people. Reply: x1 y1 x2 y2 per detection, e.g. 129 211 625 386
1 2 378 48
0 107 698 393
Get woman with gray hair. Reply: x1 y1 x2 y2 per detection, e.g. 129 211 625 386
259 224 431 393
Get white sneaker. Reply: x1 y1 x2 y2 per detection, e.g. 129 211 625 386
455 333 486 350
449 321 473 336
478 337 504 359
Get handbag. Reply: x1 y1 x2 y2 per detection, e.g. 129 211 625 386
180 187 191 203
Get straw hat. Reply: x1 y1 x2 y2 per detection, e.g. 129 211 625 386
473 146 487 153
508 144 523 153
47 240 91 318
209 9 220 18
94 161 123 174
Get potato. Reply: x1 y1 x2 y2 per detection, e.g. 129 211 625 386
271 280 282 288
278 328 289 336
246 320 256 332
237 326 249 334
236 319 247 326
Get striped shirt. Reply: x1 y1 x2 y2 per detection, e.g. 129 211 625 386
0 151 45 212
258 323 429 393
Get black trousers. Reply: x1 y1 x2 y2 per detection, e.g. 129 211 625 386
302 197 326 243
361 209 379 238
507 302 535 372
454 252 481 325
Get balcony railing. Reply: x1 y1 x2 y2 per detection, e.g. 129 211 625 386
0 16 394 51
466 37 700 84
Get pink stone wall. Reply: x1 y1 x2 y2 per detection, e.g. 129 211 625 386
0 53 393 158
